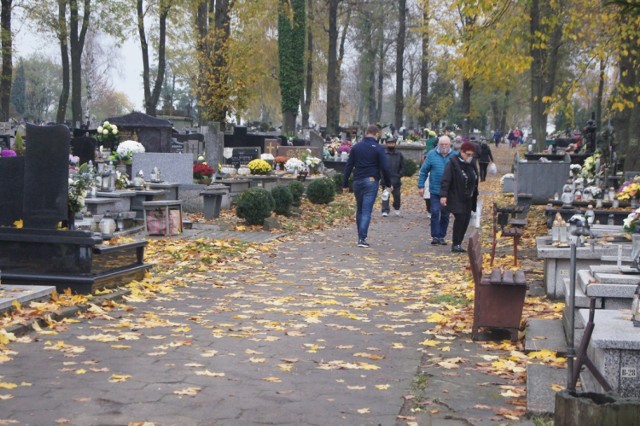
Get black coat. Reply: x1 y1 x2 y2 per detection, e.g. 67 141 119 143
479 142 493 163
440 155 479 214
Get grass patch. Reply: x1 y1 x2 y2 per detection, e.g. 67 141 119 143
431 293 468 306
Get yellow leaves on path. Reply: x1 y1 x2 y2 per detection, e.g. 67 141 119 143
0 330 15 346
262 377 281 382
108 374 131 383
173 387 201 396
437 357 465 369
194 370 225 377
317 360 380 370
44 341 85 355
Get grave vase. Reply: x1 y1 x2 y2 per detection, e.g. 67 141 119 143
67 209 76 230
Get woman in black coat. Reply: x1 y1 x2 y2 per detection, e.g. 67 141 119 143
440 141 479 253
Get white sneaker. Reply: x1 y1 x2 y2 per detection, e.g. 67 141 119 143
426 213 431 219
394 210 400 216
382 212 388 217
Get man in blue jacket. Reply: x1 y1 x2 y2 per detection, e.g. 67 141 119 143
418 135 456 245
343 124 392 248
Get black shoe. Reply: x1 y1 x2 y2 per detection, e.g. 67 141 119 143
438 238 447 245
357 239 370 248
431 238 439 245
451 245 466 253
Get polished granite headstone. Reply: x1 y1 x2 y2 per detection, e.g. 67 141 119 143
23 124 70 229
0 124 150 293
70 135 97 166
0 156 24 226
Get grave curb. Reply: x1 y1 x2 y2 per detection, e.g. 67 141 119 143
5 287 132 338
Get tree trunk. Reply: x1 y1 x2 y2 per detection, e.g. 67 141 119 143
419 8 430 128
195 0 208 124
213 0 232 123
300 0 313 128
69 0 90 126
0 0 12 121
394 0 406 129
283 110 296 136
596 59 605 129
326 0 340 135
138 0 169 117
461 78 472 137
615 25 640 172
56 0 69 124
529 0 562 150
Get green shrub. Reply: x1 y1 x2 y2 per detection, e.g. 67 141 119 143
235 188 275 225
306 178 335 204
403 158 418 177
271 185 294 216
288 181 305 207
332 173 352 192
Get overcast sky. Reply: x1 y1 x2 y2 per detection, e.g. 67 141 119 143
14 29 145 111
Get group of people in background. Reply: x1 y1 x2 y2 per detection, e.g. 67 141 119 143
342 124 499 253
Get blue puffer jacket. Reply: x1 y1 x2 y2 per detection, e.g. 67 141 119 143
417 148 457 196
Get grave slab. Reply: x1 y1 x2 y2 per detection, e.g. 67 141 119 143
0 284 56 312
578 308 640 397
132 152 193 185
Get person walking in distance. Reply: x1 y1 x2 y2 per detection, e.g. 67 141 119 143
343 125 392 248
440 141 479 253
381 138 405 217
478 139 494 182
417 135 457 245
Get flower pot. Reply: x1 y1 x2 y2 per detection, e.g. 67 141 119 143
199 177 212 185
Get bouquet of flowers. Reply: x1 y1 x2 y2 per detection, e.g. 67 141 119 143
193 163 215 179
1 149 16 157
623 207 640 233
583 185 602 199
68 163 96 214
337 141 352 154
248 158 272 175
275 156 288 165
616 176 640 201
305 156 321 173
580 152 601 183
96 121 119 145
284 158 306 174
570 164 582 176
111 140 145 165
260 153 275 162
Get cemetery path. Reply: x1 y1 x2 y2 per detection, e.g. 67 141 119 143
1 147 537 425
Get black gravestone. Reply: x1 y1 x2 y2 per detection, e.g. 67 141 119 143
23 124 70 229
230 147 260 168
70 136 97 166
0 156 24 226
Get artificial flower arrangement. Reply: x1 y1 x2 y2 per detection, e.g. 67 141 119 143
580 151 602 183
1 148 16 157
284 157 306 174
193 162 215 179
96 121 119 144
260 153 275 162
68 162 96 214
111 140 145 165
616 176 640 201
623 207 640 233
305 155 321 172
275 155 288 165
583 185 602 199
570 164 582 176
115 170 129 190
248 158 272 175
337 141 352 153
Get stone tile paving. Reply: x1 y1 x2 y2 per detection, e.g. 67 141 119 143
0 205 533 425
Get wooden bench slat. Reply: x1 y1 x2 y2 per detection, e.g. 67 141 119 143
514 270 526 285
489 269 502 284
502 270 514 284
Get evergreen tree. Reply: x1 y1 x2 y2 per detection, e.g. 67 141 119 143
278 0 306 136
11 60 25 116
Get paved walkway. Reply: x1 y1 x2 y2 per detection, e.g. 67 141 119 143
1 183 533 425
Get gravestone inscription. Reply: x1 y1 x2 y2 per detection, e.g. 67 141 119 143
229 147 261 168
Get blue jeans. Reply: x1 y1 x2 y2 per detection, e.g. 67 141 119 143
353 178 379 241
430 194 450 239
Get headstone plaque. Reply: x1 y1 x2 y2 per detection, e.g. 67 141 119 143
230 147 261 168
23 124 70 229
264 139 279 156
276 146 321 160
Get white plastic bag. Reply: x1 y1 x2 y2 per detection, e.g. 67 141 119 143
381 188 390 201
488 162 497 175
422 177 431 199
471 200 482 228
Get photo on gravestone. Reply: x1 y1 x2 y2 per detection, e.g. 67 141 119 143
229 147 261 168
23 124 70 229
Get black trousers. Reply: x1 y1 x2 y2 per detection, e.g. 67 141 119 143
479 162 489 181
452 211 472 246
381 185 402 212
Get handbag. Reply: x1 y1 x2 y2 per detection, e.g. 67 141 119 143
488 162 497 175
